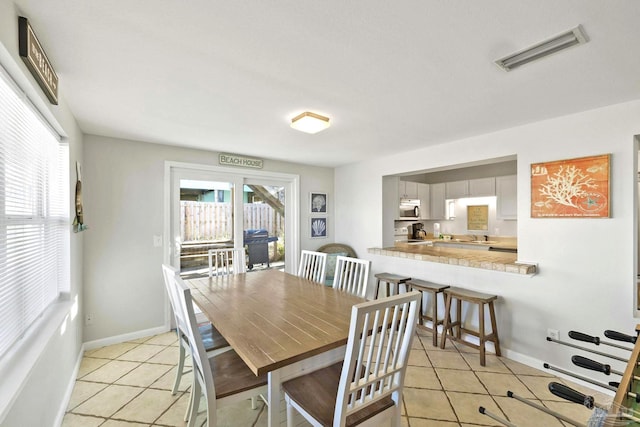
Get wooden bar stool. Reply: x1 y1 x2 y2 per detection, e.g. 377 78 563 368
440 287 501 366
406 279 450 346
374 273 411 299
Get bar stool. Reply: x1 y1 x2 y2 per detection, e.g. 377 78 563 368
440 287 501 366
374 273 411 299
406 279 450 346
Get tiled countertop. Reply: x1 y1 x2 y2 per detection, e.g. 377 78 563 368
368 243 537 275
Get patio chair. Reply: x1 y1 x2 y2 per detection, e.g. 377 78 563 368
282 291 421 427
208 248 246 277
298 250 328 284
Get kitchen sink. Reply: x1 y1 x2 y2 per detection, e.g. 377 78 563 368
407 240 434 246
471 240 497 244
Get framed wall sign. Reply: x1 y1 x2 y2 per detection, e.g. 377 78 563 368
531 154 610 218
310 192 327 213
467 205 489 230
311 217 327 238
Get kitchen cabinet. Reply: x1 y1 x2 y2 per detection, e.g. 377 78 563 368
399 180 419 199
418 183 430 219
496 175 517 220
469 177 495 197
445 180 468 199
429 183 447 219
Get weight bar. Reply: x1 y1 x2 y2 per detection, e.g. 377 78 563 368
546 337 628 363
544 363 640 402
604 329 638 344
569 330 633 352
506 390 586 427
478 407 518 427
548 381 608 410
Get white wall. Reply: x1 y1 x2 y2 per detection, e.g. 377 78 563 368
82 135 334 342
335 100 640 378
0 2 84 425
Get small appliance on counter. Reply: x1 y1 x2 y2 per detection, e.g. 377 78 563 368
411 223 427 240
393 226 409 243
433 222 441 238
399 199 420 219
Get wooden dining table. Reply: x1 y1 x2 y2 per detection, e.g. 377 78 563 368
185 268 367 426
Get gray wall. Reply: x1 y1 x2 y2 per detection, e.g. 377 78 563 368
82 135 334 342
0 2 84 425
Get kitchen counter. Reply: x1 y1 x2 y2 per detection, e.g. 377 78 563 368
368 242 536 275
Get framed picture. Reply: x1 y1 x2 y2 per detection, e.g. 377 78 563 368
531 154 610 218
310 192 327 213
311 217 327 238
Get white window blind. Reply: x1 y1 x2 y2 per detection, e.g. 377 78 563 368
0 66 69 359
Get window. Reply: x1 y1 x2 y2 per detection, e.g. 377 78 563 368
0 66 69 359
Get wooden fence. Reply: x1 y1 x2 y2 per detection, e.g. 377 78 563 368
181 201 284 242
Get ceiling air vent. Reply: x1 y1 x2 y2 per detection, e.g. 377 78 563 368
495 25 588 72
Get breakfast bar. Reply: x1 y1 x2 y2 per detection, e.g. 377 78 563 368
368 242 537 275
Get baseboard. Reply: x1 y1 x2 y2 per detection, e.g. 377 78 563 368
83 325 170 351
54 343 85 427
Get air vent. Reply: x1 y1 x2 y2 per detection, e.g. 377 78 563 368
495 25 588 72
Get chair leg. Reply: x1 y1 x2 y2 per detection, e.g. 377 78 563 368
431 292 438 347
440 293 453 349
285 396 295 427
479 302 486 366
251 396 257 409
172 342 186 395
188 379 200 427
489 301 501 356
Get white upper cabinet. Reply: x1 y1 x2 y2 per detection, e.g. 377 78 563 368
418 183 430 219
429 183 447 219
445 180 469 199
399 180 419 199
496 175 517 220
468 177 495 197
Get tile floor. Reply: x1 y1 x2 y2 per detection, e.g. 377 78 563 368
63 328 614 427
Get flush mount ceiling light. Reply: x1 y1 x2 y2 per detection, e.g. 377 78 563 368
290 111 330 134
495 25 588 71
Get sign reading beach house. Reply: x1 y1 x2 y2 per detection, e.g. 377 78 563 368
18 17 59 105
219 153 263 169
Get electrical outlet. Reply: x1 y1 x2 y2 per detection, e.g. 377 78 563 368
85 313 93 326
547 328 559 340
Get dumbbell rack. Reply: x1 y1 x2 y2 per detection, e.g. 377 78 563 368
479 325 640 427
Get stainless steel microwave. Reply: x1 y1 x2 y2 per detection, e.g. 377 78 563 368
399 199 420 218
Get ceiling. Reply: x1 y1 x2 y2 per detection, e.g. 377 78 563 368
11 1 640 168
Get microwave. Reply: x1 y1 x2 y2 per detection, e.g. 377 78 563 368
399 199 420 218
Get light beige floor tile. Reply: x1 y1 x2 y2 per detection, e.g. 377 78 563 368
77 357 110 378
452 340 480 354
493 395 565 427
127 335 154 344
82 360 141 384
73 384 144 418
407 418 461 427
113 388 180 423
428 350 470 370
460 353 510 374
541 400 594 426
150 367 191 392
475 371 535 398
154 392 190 426
436 368 487 394
403 388 457 421
423 337 458 352
101 420 150 426
61 413 105 427
405 366 441 390
147 346 180 365
86 342 139 359
217 398 266 426
409 347 432 367
446 391 502 425
66 380 108 410
117 343 166 362
115 363 173 387
501 358 554 377
145 332 178 346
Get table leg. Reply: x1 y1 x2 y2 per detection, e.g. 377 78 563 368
267 370 281 427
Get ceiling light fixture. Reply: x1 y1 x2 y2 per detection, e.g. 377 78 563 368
495 25 588 72
290 111 330 134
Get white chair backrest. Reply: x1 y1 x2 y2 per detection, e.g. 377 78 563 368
208 248 246 277
173 274 218 417
162 264 192 340
333 256 371 298
334 291 421 425
297 250 327 284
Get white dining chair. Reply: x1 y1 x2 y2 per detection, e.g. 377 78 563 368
162 265 231 398
282 291 421 427
171 272 269 427
297 250 328 284
208 248 246 277
332 256 371 298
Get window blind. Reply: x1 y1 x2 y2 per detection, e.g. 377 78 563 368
0 66 69 359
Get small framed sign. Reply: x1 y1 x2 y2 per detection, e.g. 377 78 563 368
310 192 327 213
311 217 327 238
18 17 58 105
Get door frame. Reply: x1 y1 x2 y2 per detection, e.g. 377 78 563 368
163 160 300 273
